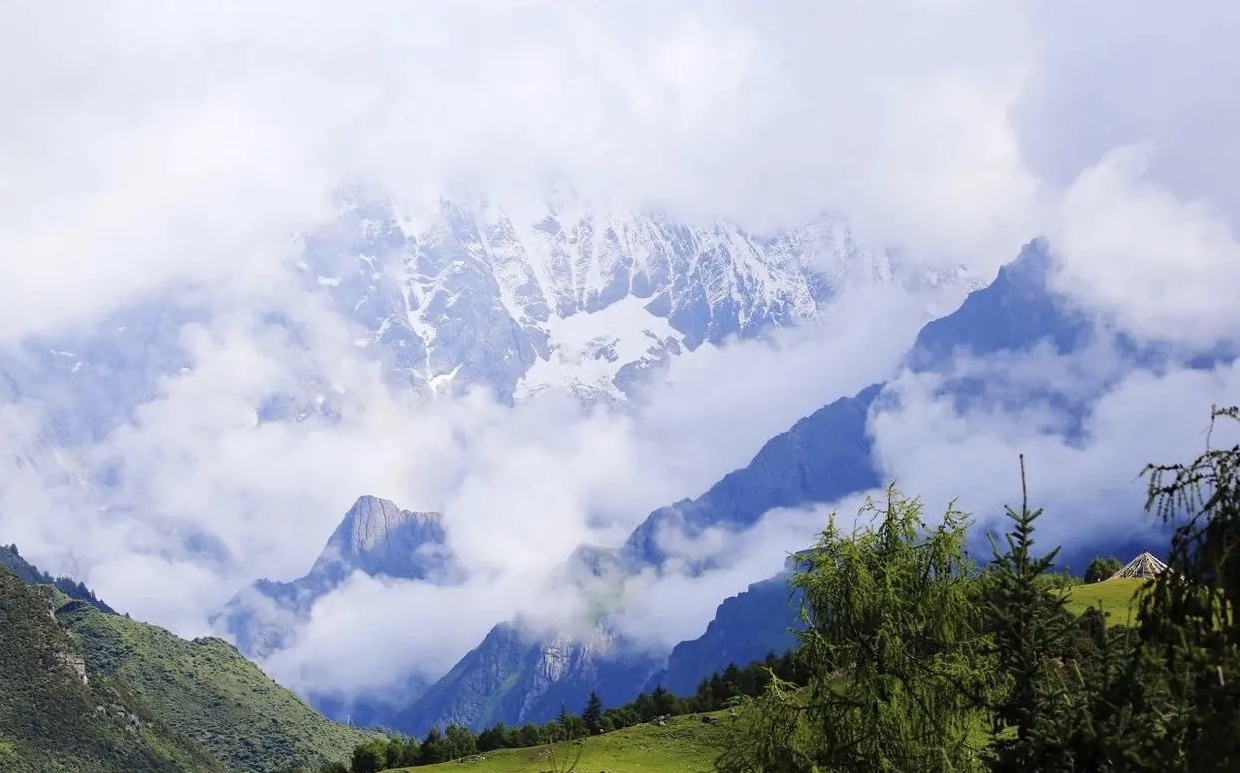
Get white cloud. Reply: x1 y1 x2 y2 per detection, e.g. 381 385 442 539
628 282 954 495
1051 146 1240 347
611 505 830 652
0 0 1036 341
261 572 516 696
3 0 1239 704
868 347 1240 552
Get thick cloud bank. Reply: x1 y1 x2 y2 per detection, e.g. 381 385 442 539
1 0 1237 700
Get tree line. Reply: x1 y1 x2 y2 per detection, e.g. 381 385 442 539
272 650 812 772
0 543 116 614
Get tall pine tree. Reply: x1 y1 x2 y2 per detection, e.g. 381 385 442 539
983 455 1076 771
583 692 604 735
1136 405 1240 770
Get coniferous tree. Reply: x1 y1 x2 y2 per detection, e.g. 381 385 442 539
582 691 604 735
1135 405 1240 770
984 456 1076 770
1084 556 1123 584
419 727 448 765
349 740 385 773
477 722 511 751
516 723 541 748
442 724 477 760
718 487 991 773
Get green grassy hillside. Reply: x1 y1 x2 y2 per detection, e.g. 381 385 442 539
1062 577 1147 624
393 713 729 773
0 567 226 773
55 599 378 773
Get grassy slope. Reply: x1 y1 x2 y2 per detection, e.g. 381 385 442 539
56 600 378 773
1062 578 1147 625
393 713 730 773
0 568 226 773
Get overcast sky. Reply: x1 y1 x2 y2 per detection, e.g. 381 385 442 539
1 0 1238 701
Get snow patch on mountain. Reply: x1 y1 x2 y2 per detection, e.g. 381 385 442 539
298 188 971 404
514 296 686 401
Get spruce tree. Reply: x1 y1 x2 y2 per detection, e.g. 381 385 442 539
583 691 604 735
984 456 1075 770
718 487 991 773
1136 405 1240 770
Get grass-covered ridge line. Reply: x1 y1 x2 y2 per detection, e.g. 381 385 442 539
1 542 116 613
56 597 379 773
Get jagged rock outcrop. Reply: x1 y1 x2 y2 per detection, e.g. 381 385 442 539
298 189 948 403
396 383 882 732
216 495 448 660
393 621 659 734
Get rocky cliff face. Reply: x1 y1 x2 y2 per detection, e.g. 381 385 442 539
646 574 802 698
216 495 448 661
395 384 883 733
393 621 660 735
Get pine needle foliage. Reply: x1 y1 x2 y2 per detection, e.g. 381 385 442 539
717 487 990 773
983 455 1076 769
1135 404 1240 771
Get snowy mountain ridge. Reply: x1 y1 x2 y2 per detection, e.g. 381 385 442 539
0 187 976 471
300 188 978 404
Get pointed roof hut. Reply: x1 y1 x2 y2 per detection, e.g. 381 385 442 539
1108 551 1169 580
